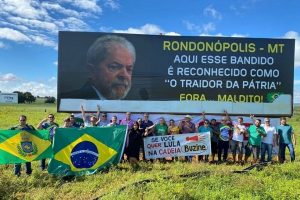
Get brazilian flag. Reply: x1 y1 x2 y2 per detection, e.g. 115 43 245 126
48 126 127 176
0 130 52 164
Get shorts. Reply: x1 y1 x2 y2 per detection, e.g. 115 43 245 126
231 140 244 154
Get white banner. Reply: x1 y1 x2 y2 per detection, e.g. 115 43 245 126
143 132 211 159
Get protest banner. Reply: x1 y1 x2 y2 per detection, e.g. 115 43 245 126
58 32 295 116
143 132 211 159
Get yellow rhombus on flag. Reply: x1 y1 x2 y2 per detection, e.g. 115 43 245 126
0 130 52 163
54 133 117 171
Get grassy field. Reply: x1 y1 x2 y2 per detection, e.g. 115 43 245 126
0 103 300 200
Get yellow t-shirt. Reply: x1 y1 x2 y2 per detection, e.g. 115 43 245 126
169 125 180 135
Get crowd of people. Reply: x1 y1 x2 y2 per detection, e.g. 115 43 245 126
8 106 296 176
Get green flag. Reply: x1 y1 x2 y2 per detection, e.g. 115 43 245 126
0 130 52 164
48 126 127 176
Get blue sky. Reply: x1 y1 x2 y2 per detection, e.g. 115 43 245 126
0 0 299 101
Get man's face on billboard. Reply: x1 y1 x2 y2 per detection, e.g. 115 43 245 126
92 45 134 100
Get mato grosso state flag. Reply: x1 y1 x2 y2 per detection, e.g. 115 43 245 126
48 126 127 176
0 130 52 164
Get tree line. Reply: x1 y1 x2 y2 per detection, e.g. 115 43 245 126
13 91 56 103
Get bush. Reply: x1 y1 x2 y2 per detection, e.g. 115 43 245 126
45 96 56 103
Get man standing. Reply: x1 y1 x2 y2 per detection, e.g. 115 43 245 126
231 117 246 164
69 114 82 128
80 105 100 127
260 118 277 162
276 117 296 163
140 113 153 161
107 116 119 127
218 116 232 163
209 118 220 163
10 115 35 176
247 119 266 163
179 115 196 162
141 113 154 135
120 112 134 129
179 115 196 134
37 114 59 170
98 113 110 127
198 119 212 162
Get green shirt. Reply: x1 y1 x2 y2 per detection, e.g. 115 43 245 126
248 125 266 146
276 124 294 144
154 124 168 136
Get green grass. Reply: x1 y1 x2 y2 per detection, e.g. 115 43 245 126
0 103 300 200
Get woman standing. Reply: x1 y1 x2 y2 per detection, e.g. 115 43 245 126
127 122 143 167
168 119 180 135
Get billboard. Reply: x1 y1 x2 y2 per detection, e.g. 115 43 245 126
58 32 295 116
0 93 18 103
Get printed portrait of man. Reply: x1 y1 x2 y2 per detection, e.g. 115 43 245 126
62 35 136 100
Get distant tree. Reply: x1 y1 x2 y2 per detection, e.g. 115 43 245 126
24 92 36 103
12 91 36 103
13 91 25 103
45 96 56 103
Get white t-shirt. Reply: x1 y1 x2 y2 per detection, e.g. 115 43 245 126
232 122 246 142
261 124 277 144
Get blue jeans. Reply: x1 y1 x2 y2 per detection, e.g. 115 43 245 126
260 143 273 162
279 143 295 162
14 162 32 176
185 156 193 162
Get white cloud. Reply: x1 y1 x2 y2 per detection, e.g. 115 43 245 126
8 16 58 34
0 73 57 97
0 0 48 19
183 20 216 35
199 33 224 37
199 32 248 37
29 34 57 47
53 61 58 66
284 31 300 68
15 82 57 97
294 91 300 103
165 32 181 36
231 33 248 37
183 20 202 32
202 22 216 34
113 24 180 36
61 0 102 13
294 80 300 85
104 0 120 10
0 73 18 82
229 0 259 16
41 2 84 18
0 0 102 49
62 17 90 31
0 27 31 42
48 76 57 82
204 5 222 20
